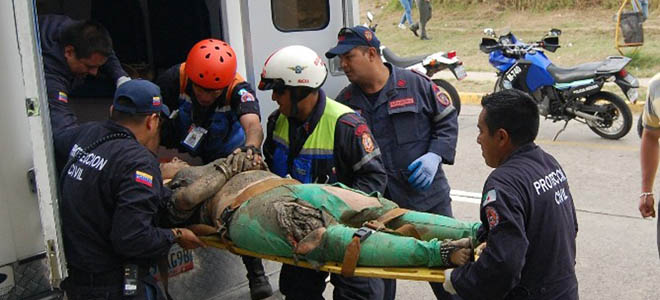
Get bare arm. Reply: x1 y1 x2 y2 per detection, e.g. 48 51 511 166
640 128 660 217
240 113 264 148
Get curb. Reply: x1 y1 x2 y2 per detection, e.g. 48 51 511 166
458 92 644 114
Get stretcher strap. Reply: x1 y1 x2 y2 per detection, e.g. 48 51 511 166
229 178 300 210
341 236 361 277
364 208 409 231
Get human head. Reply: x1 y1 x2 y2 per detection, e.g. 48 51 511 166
111 79 170 152
185 39 237 107
259 45 327 118
477 89 539 168
325 26 382 84
60 20 114 77
160 157 190 180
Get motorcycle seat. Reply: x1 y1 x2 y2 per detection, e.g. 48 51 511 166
382 47 429 68
546 61 604 83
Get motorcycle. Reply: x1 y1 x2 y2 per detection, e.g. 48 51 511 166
480 28 639 140
365 12 466 114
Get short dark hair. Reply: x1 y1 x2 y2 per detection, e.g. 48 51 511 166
481 89 539 146
60 20 113 59
110 97 149 125
355 45 381 56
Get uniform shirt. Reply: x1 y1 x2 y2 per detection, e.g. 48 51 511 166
51 97 174 273
336 63 457 211
642 73 660 129
156 64 261 161
451 143 578 300
40 14 128 132
264 89 387 194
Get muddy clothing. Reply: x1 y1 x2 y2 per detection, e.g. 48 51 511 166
40 14 128 132
156 63 260 163
225 179 480 266
264 91 388 300
265 90 387 193
451 143 578 300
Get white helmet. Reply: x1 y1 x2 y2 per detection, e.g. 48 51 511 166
258 45 328 90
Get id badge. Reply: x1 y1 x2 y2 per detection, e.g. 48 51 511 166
182 125 207 151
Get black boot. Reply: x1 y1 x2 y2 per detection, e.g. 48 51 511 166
242 256 273 300
410 23 419 37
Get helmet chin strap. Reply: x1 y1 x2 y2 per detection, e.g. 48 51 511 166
289 87 311 120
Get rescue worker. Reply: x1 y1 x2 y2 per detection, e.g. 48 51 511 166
326 26 458 299
260 45 388 300
52 79 206 300
443 90 579 300
39 14 131 132
154 38 271 299
156 39 263 163
638 72 660 257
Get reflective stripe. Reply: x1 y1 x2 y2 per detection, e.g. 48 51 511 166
433 105 456 123
300 148 334 156
215 105 232 113
352 148 381 171
273 135 288 147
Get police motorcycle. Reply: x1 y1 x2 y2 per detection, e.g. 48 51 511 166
365 12 467 114
480 28 638 140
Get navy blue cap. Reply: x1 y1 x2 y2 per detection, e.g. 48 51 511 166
113 79 170 117
325 26 380 58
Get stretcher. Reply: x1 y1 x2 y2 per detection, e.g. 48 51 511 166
200 235 448 283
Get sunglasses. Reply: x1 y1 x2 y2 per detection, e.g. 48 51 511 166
338 27 373 48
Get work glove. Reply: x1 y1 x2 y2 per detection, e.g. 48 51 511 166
407 152 442 190
442 269 458 295
226 146 266 174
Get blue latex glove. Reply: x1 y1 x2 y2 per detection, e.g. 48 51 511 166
407 152 442 190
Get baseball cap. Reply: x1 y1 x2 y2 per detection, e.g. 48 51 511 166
325 26 380 58
113 79 170 117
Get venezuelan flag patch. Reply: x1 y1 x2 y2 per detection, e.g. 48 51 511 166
135 170 153 187
57 91 68 103
152 96 161 106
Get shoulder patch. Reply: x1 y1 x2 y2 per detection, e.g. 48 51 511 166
485 206 499 229
482 189 497 207
135 170 153 187
238 88 255 102
432 84 451 106
57 91 68 103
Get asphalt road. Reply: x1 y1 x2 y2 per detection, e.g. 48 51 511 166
320 104 660 299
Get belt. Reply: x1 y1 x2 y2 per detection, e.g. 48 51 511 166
67 265 149 286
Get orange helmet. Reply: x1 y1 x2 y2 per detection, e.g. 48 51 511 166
184 39 237 90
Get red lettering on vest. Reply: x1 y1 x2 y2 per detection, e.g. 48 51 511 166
389 98 415 109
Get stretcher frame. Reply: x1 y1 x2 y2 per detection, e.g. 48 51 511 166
200 235 448 283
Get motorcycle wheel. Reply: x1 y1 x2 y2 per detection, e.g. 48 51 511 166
583 91 632 140
432 79 461 115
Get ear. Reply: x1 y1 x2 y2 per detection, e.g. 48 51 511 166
495 128 510 147
146 113 159 130
368 47 379 61
109 105 114 117
63 45 76 59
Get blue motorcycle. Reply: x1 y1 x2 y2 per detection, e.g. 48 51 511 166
480 28 638 140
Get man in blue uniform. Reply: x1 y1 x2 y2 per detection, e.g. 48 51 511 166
261 45 388 300
155 39 271 299
52 79 206 300
443 90 579 300
40 14 131 132
326 26 458 299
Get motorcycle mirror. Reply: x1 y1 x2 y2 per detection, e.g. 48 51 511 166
541 36 560 52
479 37 499 53
483 28 496 37
549 28 562 37
367 11 374 23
